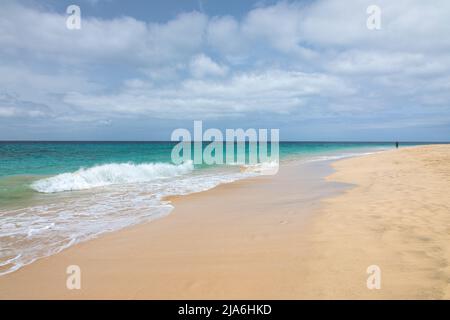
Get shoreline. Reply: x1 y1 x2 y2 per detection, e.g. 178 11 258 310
304 145 450 299
0 158 342 299
0 145 449 299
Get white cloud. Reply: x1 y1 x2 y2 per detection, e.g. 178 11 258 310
326 51 425 74
0 3 207 66
242 2 304 53
189 54 228 78
0 94 52 118
1 0 450 138
64 69 354 119
207 16 246 58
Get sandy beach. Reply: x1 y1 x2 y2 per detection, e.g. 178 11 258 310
0 145 449 299
305 144 450 299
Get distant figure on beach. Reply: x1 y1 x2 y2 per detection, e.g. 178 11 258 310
396 141 399 149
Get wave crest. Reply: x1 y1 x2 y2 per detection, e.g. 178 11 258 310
240 161 279 175
31 161 194 193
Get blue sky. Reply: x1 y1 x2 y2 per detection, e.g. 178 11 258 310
1 0 450 141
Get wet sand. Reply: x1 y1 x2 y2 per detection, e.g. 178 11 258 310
0 160 341 299
0 145 449 299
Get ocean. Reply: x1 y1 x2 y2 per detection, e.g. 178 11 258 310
0 141 413 275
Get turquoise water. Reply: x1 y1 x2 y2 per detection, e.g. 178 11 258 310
0 141 415 275
0 141 403 177
0 141 397 202
0 141 422 211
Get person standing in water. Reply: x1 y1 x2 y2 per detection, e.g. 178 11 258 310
396 141 399 148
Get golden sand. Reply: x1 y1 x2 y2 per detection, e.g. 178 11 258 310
0 145 449 299
303 144 450 299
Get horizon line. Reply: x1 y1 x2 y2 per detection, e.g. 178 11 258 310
1 140 449 143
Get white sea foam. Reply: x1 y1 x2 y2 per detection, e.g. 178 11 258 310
0 162 258 276
240 161 279 175
31 161 194 193
0 150 381 276
303 151 379 163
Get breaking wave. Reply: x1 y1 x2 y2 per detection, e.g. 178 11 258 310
31 161 194 193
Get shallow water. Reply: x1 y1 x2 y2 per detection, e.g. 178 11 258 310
0 141 405 275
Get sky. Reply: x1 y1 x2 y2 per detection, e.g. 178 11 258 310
0 0 449 141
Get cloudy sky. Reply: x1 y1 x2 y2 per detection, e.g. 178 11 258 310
1 0 449 141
